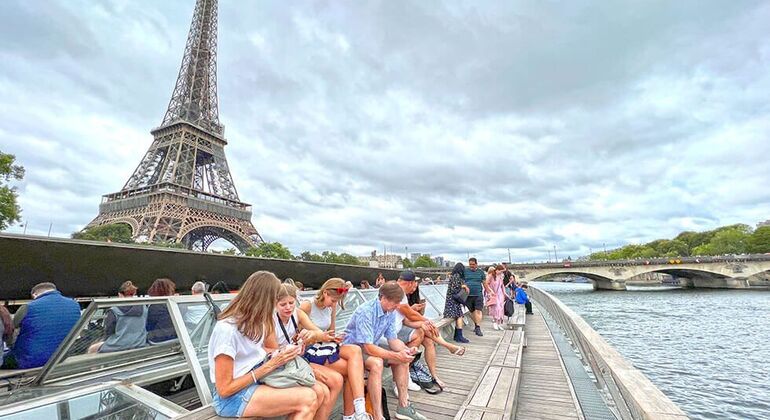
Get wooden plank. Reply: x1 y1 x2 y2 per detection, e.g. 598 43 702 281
468 366 502 407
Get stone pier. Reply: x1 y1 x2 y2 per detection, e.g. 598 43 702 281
593 278 627 291
691 277 751 289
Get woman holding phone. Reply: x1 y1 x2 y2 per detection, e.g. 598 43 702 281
208 271 320 419
299 278 370 420
273 281 343 420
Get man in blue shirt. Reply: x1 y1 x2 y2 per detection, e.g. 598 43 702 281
463 257 494 336
344 281 426 420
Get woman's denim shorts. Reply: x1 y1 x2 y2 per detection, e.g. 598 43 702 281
212 382 260 417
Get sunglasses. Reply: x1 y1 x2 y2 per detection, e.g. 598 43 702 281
333 287 349 294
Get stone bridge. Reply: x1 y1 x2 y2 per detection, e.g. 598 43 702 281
507 257 770 290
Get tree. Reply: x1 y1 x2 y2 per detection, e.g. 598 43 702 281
402 258 412 268
0 151 25 231
748 226 770 254
413 255 437 268
245 242 294 259
72 224 133 243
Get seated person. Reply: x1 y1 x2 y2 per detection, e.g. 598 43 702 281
343 281 426 420
3 282 80 369
209 271 320 419
274 281 342 420
300 279 368 420
183 281 209 329
146 278 178 344
395 272 465 390
1 305 12 366
88 281 148 353
515 283 533 315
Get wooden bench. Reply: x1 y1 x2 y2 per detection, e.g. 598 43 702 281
453 327 525 420
507 303 527 331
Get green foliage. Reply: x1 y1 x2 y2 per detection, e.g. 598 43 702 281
590 223 759 259
747 226 770 254
0 151 25 231
297 250 366 265
72 224 134 243
413 255 437 268
402 258 412 268
245 242 294 259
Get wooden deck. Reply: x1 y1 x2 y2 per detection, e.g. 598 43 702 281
515 309 583 420
179 310 586 420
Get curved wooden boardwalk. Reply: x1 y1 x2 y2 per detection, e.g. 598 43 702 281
515 309 583 420
181 311 586 419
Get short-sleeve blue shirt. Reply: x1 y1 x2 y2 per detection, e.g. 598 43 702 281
343 298 398 345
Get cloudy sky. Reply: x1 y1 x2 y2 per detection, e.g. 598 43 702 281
1 0 769 263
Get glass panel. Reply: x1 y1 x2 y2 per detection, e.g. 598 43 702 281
46 302 182 382
174 296 235 393
420 285 448 319
0 388 171 420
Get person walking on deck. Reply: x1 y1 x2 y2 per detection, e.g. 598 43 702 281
464 258 494 336
443 263 469 343
485 265 506 330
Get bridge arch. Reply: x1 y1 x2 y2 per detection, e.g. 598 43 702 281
179 222 254 253
522 271 614 283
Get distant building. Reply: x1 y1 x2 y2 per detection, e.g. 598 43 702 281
433 256 444 266
360 250 402 269
758 219 770 228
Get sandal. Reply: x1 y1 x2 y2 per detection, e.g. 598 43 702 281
451 346 466 356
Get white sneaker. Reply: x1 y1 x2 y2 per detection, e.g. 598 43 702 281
408 378 421 391
491 323 499 331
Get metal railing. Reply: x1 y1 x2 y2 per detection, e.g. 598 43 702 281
528 286 688 420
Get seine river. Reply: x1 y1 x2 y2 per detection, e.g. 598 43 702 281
533 282 770 420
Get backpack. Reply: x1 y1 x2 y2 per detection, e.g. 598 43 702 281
409 357 442 394
365 385 391 420
504 297 515 317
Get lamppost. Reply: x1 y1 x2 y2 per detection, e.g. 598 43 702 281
553 244 558 262
22 221 28 235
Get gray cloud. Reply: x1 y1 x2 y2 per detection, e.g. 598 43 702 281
1 0 769 264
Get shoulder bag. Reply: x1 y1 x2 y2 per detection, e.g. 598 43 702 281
261 313 316 388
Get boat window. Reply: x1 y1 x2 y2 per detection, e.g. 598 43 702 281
419 285 448 319
0 386 174 420
43 302 183 384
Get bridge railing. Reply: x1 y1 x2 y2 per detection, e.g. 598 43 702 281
528 286 688 420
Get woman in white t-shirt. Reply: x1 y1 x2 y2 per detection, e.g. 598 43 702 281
275 282 344 420
208 271 320 419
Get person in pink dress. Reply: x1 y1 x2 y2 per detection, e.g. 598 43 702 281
485 265 506 330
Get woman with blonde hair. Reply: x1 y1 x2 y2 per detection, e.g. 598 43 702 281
208 271 320 419
274 281 343 420
300 278 370 420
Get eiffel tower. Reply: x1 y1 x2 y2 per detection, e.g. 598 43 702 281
86 0 263 252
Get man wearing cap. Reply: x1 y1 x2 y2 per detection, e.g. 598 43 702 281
395 271 466 392
344 281 427 420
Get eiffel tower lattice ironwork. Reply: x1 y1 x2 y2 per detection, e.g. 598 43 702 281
86 0 263 252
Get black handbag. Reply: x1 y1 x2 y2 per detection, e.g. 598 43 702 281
504 298 515 317
452 288 469 305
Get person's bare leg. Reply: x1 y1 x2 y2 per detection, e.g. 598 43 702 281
365 356 384 420
341 345 366 404
243 385 318 419
422 336 444 387
391 361 410 408
310 364 342 420
455 317 464 329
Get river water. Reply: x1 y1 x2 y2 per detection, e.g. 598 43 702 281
533 282 770 420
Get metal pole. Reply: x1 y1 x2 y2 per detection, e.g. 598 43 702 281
23 222 27 235
553 244 558 262
603 242 607 259
48 222 53 237
507 248 511 263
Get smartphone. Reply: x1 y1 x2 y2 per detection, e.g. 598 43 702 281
419 299 427 304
